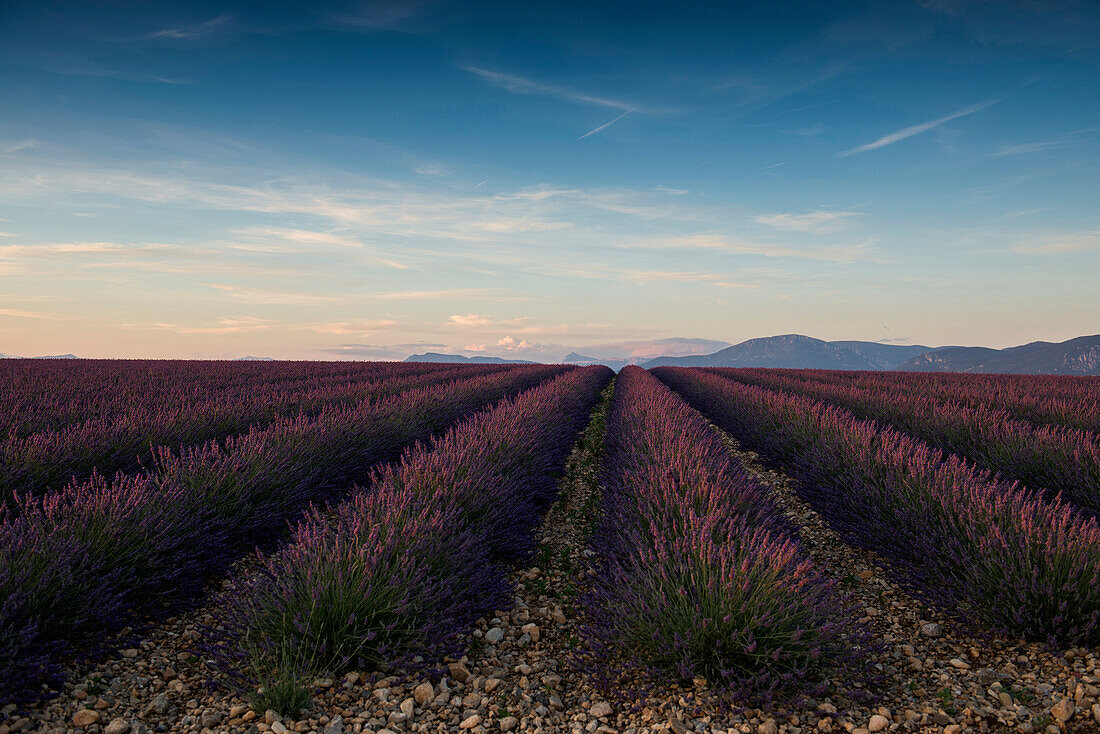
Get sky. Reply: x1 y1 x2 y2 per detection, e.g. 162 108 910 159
1 0 1098 361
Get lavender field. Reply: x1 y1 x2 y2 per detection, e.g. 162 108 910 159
2 360 1100 734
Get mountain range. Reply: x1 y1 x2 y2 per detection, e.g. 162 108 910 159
642 334 931 370
899 335 1100 375
403 352 537 365
6 335 1097 374
0 353 80 360
410 334 1100 375
642 334 1100 375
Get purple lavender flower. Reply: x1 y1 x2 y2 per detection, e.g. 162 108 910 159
654 367 1100 646
586 367 871 705
0 364 572 703
208 366 612 693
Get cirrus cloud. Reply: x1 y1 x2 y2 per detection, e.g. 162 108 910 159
753 210 866 234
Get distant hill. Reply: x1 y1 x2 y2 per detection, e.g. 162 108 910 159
0 353 19 359
562 351 630 370
641 333 1100 375
643 334 931 370
32 354 79 360
830 341 935 370
404 352 537 365
236 356 275 361
899 335 1100 375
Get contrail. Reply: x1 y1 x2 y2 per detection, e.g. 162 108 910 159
577 107 636 140
838 98 998 157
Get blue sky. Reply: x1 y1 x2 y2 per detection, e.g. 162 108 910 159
1 0 1098 360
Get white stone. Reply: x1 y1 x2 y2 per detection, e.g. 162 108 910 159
104 720 131 734
590 702 612 719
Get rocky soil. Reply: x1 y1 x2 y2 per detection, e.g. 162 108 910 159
6 391 1100 734
708 431 1100 734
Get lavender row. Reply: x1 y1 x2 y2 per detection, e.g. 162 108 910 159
586 367 869 703
0 360 455 438
0 364 569 702
207 366 612 702
1 362 508 504
2 361 459 446
712 368 1100 517
0 359 387 436
654 367 1100 648
725 367 1100 434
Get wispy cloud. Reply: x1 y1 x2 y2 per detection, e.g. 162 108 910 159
0 160 685 241
317 342 448 359
619 270 755 287
577 108 637 140
204 283 355 305
754 210 866 234
230 226 363 249
991 140 1073 157
966 173 1037 202
414 162 447 177
619 233 882 263
2 140 39 154
307 319 398 335
712 62 847 119
206 284 518 306
448 313 492 327
463 66 641 112
206 284 499 306
987 127 1100 158
375 258 413 270
1010 230 1100 255
504 321 615 337
447 313 534 329
372 288 512 301
0 308 56 319
0 240 322 280
148 14 232 40
332 1 434 31
152 316 271 334
839 98 999 157
0 241 184 259
529 260 760 289
1004 207 1053 219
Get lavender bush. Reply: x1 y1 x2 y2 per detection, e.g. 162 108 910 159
208 366 612 706
654 367 1100 646
586 367 870 705
0 359 453 437
722 367 1100 433
1 362 503 504
711 368 1100 516
0 364 568 702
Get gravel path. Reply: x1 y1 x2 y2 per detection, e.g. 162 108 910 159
709 430 1100 734
6 390 1100 734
